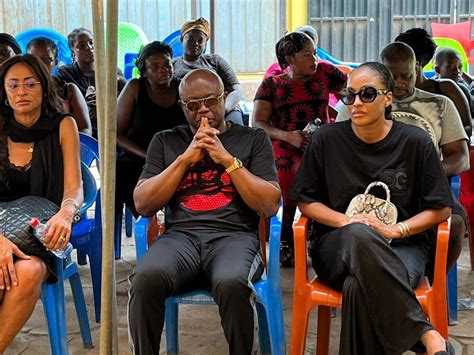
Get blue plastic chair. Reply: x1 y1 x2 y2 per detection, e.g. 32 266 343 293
79 133 133 260
123 52 139 80
72 139 103 322
447 175 461 325
40 162 95 354
316 47 359 68
15 28 72 75
134 210 286 355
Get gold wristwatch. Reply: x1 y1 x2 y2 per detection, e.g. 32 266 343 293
225 157 243 174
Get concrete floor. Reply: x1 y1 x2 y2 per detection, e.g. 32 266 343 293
5 230 474 355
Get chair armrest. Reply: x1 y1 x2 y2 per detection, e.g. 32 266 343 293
294 215 310 285
432 219 450 291
134 216 151 262
450 176 460 199
268 213 282 290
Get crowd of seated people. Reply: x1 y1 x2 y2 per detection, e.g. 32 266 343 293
0 18 472 355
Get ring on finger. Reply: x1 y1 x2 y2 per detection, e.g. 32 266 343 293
59 236 66 241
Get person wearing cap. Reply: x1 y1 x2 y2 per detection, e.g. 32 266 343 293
173 17 245 125
0 33 22 65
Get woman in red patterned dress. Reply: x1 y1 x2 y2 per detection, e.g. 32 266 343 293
253 31 347 266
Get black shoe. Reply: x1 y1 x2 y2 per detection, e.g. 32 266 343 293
280 242 295 268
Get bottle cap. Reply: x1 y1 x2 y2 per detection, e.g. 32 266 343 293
29 218 40 227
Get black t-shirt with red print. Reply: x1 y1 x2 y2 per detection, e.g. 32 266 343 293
140 124 278 235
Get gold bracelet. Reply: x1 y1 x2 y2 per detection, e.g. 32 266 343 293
396 223 405 238
401 221 410 238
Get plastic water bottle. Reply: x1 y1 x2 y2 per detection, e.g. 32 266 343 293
29 218 73 259
303 118 322 134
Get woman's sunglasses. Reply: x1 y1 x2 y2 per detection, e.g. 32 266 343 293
339 87 389 105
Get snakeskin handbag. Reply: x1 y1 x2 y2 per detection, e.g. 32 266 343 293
345 181 398 229
0 196 60 260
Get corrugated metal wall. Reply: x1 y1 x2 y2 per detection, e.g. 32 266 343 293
0 0 281 73
309 0 474 63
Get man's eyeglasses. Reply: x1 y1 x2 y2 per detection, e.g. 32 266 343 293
5 80 42 93
339 87 389 105
179 92 225 112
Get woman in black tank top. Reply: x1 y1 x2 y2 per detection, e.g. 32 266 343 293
116 41 187 217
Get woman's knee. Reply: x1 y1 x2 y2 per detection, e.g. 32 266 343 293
13 257 47 291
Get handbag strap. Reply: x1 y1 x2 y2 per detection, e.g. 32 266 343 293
364 181 391 202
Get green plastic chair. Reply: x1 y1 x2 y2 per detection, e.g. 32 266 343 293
117 22 149 73
424 37 469 72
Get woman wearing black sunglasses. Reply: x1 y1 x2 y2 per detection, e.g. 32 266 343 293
253 31 347 267
289 62 454 354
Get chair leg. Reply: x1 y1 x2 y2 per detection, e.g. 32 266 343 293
469 222 474 270
165 301 179 355
41 258 68 355
41 283 67 355
447 264 458 325
316 306 332 355
88 240 102 323
258 296 286 355
69 269 93 348
256 302 271 355
77 251 88 265
289 299 311 355
114 212 123 260
125 207 133 238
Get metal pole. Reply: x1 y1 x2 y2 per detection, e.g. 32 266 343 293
91 0 105 162
92 0 119 353
210 0 215 53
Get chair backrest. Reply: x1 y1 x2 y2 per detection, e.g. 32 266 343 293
424 37 469 72
123 52 140 79
117 22 149 73
16 28 72 75
80 162 97 214
335 64 353 74
431 21 473 58
79 133 99 167
316 47 359 68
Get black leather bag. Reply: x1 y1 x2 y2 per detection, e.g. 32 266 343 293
0 196 60 261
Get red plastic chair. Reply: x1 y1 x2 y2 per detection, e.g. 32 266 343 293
289 215 450 355
431 21 474 64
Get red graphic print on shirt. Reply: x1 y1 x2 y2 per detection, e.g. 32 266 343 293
176 155 237 211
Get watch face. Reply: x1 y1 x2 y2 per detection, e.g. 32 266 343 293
236 158 243 168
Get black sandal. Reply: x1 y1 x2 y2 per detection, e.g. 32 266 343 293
280 241 295 268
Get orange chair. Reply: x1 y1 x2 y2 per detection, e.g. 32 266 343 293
289 215 450 355
431 21 474 64
335 64 353 74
